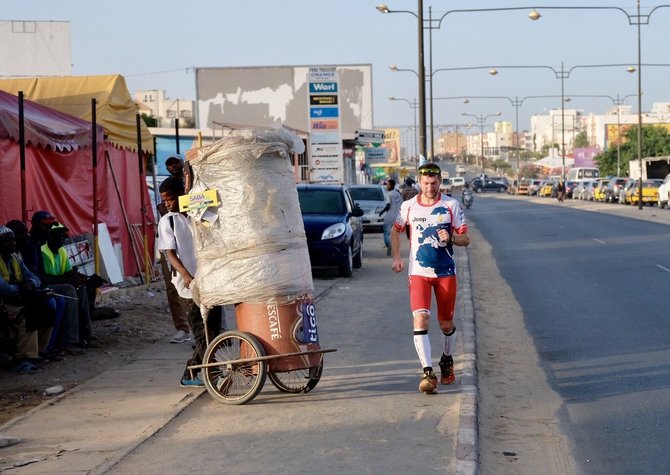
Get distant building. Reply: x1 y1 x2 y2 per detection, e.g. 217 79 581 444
0 20 71 76
134 89 195 128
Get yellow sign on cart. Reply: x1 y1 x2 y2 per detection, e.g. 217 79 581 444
178 189 219 212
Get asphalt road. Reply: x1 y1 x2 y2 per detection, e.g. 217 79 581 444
109 232 464 474
466 192 670 474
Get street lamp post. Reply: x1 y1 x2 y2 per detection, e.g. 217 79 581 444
488 63 634 182
377 4 542 161
528 3 670 208
389 96 419 169
462 112 501 173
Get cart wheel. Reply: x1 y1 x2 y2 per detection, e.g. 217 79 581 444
268 357 323 393
202 331 267 405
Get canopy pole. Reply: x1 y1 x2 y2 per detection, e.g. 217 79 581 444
152 136 159 210
136 114 150 285
91 98 100 275
106 151 142 279
18 91 27 223
175 116 180 155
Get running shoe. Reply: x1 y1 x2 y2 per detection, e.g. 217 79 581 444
170 330 192 344
180 374 204 388
439 355 455 385
419 370 438 394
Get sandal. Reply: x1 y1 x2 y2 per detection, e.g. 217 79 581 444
11 360 40 374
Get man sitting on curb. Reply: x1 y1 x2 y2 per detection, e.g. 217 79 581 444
38 223 98 349
0 226 58 373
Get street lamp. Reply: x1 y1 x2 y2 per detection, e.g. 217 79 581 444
462 112 501 173
528 3 670 209
377 4 541 161
388 96 419 168
487 63 634 182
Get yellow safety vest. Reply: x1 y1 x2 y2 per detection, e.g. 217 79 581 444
0 254 23 283
40 244 69 276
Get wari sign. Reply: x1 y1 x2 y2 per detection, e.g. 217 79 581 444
308 67 343 183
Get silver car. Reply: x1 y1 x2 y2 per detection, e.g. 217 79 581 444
348 184 386 232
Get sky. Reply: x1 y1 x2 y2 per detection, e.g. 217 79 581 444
4 0 670 133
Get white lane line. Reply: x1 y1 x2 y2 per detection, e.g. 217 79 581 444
657 265 670 273
593 238 606 244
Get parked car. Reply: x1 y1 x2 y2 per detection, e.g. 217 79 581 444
619 179 637 204
584 180 599 201
539 181 554 197
517 180 530 195
565 181 578 199
604 177 627 203
629 179 661 206
572 181 587 200
297 184 364 277
348 184 386 232
439 178 452 195
527 179 542 196
593 179 609 202
471 178 508 193
657 173 670 208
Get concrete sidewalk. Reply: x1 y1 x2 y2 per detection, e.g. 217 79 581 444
0 251 478 474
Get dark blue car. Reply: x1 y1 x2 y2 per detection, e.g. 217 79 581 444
297 184 364 277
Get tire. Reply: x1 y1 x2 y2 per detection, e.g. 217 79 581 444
352 243 362 269
339 245 353 277
202 331 267 405
498 186 505 193
475 186 483 193
268 358 323 394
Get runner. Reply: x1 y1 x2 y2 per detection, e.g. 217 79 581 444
389 163 470 393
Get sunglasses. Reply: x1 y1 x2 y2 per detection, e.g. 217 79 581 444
418 167 441 176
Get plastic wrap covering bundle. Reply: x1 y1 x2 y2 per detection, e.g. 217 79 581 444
189 127 312 307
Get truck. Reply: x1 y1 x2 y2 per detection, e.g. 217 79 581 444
629 156 670 180
455 165 466 176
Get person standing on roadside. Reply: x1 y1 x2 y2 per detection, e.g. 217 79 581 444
401 177 419 239
379 179 403 256
389 163 470 394
157 156 192 344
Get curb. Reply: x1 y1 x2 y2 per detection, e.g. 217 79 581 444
456 248 479 475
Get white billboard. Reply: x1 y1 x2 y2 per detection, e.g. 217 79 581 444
0 21 71 76
195 64 373 138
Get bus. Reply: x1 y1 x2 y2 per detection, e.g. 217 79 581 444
567 167 599 182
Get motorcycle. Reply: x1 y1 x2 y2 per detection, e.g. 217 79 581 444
462 189 474 209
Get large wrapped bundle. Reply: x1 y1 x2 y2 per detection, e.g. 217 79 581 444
188 128 312 307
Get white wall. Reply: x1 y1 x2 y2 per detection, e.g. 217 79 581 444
0 20 71 76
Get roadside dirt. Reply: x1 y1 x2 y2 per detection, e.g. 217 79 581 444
0 285 173 426
468 223 577 475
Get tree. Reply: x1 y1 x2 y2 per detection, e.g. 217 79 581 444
595 125 670 176
574 131 589 148
491 159 511 173
140 113 157 128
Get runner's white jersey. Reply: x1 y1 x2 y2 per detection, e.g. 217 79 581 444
393 193 468 278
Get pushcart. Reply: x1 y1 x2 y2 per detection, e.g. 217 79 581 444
188 293 336 405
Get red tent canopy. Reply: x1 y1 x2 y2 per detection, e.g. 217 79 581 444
0 89 154 278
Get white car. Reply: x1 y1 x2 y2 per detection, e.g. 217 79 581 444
658 173 670 208
348 184 386 232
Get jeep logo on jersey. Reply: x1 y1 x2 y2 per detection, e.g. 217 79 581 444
309 82 338 94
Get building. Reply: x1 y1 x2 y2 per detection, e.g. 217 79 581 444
529 108 583 154
134 89 195 128
0 20 71 77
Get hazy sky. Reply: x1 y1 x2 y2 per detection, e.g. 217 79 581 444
4 0 669 132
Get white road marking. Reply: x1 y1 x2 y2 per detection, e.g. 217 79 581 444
657 265 670 273
593 238 606 244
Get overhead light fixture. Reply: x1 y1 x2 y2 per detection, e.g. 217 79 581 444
528 9 541 21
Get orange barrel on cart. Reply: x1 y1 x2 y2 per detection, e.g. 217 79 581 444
235 293 321 372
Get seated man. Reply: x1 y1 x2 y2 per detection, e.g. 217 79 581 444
38 223 98 349
0 226 58 373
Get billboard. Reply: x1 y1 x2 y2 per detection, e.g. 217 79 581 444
195 64 373 137
605 123 670 148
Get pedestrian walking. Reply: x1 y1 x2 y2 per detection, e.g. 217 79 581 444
157 177 221 387
389 163 470 394
379 179 403 256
